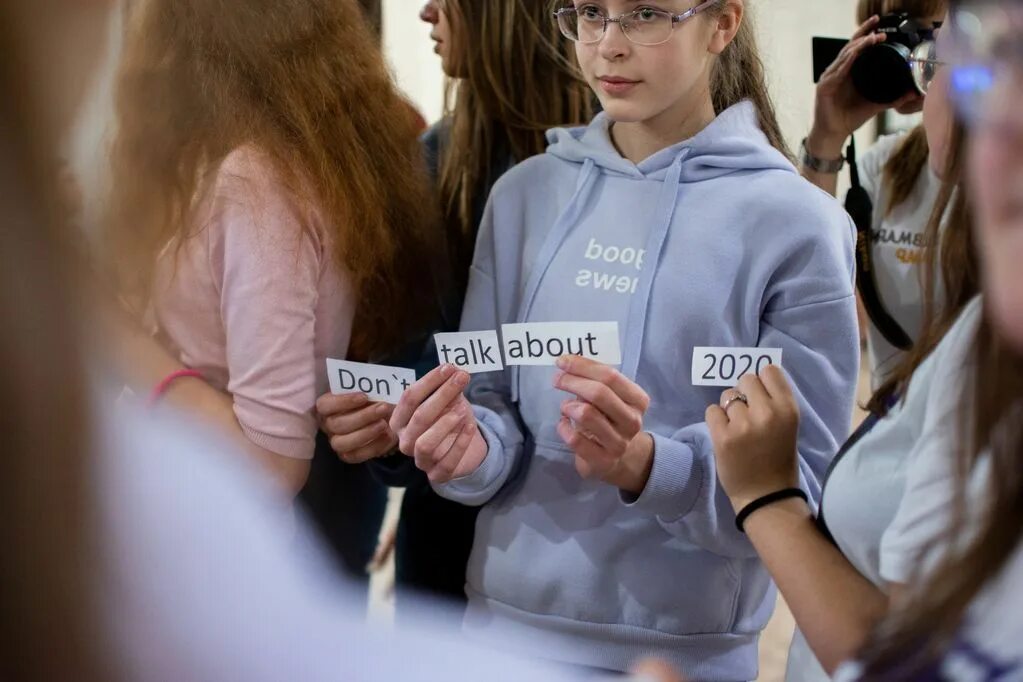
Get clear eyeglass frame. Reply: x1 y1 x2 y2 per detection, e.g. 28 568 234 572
552 0 718 47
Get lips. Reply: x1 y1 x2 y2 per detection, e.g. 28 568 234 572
598 76 640 96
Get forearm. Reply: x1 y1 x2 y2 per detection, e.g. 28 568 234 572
743 498 889 674
118 321 310 496
162 377 311 496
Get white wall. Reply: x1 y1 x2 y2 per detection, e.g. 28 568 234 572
382 1 446 124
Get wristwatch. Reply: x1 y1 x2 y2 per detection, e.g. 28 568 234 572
800 137 846 174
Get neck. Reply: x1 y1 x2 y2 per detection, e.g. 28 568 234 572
610 90 717 165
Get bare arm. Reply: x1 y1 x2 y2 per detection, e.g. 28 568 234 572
115 308 310 496
742 498 895 673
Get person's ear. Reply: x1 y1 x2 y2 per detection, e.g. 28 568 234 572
707 0 743 56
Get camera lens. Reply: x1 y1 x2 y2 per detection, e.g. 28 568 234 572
851 42 918 103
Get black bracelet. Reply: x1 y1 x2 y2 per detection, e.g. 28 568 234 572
735 488 809 533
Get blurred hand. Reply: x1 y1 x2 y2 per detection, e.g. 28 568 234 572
390 364 487 484
316 393 397 464
705 366 802 512
631 658 687 682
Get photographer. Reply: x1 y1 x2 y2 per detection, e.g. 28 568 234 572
803 0 948 388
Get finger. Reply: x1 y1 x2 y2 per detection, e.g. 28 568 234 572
330 420 393 457
830 33 885 78
447 422 484 480
850 14 881 40
556 355 650 410
561 399 626 452
632 658 686 682
390 364 457 431
736 373 772 406
399 372 471 450
557 417 616 477
315 392 369 419
705 404 730 437
429 419 479 483
413 408 467 471
554 372 640 434
324 401 392 437
719 391 750 423
758 364 797 405
338 433 398 465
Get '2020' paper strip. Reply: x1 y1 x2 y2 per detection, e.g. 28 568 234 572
434 330 504 374
502 321 621 366
326 359 417 405
691 347 783 387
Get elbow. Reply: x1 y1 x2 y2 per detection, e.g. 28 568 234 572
277 457 311 497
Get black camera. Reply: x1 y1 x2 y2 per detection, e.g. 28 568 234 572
813 13 939 104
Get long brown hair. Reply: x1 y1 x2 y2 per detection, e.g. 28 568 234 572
858 320 1023 678
867 120 978 414
706 1 791 158
439 0 593 274
106 0 443 359
0 10 108 682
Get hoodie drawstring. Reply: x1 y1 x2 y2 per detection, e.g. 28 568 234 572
620 151 687 382
511 158 599 402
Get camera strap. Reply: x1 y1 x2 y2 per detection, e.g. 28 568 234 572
845 136 914 352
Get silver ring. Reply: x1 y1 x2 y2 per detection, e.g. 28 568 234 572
722 392 749 413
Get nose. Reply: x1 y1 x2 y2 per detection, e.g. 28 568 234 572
420 1 439 25
598 19 631 61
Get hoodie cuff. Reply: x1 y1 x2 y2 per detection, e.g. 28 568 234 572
619 432 703 521
432 409 505 503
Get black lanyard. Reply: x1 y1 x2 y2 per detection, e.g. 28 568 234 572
846 137 914 352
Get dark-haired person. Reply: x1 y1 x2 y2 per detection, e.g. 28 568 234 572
315 0 593 613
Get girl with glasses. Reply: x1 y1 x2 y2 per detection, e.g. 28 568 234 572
834 2 1023 677
388 1 860 677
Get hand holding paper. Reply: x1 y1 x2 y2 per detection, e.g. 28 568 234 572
390 364 487 484
553 356 653 495
704 365 802 513
316 392 397 464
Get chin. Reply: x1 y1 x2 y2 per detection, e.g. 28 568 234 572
597 98 654 124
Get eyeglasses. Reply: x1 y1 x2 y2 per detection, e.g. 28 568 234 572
553 1 718 47
945 3 1023 126
909 40 946 94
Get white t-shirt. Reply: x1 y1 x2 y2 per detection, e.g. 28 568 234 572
835 428 1023 680
96 402 582 681
857 132 944 389
785 297 983 682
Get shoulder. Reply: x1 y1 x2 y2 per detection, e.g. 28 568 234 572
486 152 568 204
203 145 327 251
859 131 911 178
739 169 856 244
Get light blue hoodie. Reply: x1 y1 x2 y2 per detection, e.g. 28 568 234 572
435 102 860 680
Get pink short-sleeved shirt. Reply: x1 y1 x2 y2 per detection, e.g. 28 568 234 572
152 147 354 460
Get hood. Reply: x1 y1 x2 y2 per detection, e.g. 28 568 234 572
545 100 795 183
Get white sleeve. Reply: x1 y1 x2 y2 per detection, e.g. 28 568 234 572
857 133 907 207
878 298 984 584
